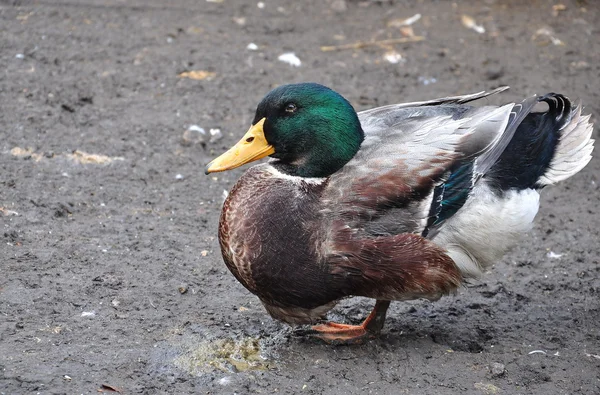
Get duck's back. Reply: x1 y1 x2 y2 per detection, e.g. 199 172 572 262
322 90 593 279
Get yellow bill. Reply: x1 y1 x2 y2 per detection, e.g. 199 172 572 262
205 118 274 174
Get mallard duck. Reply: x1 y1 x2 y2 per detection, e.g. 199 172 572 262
206 83 594 343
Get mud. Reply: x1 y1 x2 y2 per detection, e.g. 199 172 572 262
1 0 599 394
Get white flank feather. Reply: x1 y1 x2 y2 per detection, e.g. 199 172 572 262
433 186 540 278
538 103 595 185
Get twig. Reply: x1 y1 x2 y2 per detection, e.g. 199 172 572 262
321 36 425 52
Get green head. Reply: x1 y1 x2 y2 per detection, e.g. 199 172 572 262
256 83 363 177
205 83 363 178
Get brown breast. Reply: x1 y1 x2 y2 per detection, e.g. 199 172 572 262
217 165 346 310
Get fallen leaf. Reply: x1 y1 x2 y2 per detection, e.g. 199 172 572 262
461 14 485 34
67 150 124 165
387 13 421 28
532 27 564 46
10 147 43 161
399 26 415 37
11 147 123 164
178 70 217 80
186 26 204 34
99 384 122 393
0 207 19 216
552 4 566 16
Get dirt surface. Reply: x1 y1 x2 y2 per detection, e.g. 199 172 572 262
1 0 599 394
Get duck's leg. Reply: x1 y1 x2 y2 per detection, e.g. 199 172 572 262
311 300 391 344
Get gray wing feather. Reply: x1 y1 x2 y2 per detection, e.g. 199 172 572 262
323 88 518 238
358 86 509 120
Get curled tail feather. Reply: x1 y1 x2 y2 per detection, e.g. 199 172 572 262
537 96 594 186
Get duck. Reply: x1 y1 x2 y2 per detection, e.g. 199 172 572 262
205 83 594 343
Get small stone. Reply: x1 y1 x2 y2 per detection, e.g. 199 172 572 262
489 362 506 377
178 286 188 294
209 128 223 143
485 65 504 80
219 375 233 385
278 52 301 67
233 17 246 26
384 51 403 64
182 125 206 146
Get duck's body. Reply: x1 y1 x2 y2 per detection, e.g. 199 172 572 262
207 83 594 342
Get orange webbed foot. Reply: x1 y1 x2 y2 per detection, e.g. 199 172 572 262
310 321 373 344
307 300 391 345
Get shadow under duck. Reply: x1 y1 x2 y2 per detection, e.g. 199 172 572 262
206 83 594 343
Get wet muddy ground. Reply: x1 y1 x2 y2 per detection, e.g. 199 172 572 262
1 0 599 394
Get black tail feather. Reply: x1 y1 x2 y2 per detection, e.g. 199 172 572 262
485 93 573 191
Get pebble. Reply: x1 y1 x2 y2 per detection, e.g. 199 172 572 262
209 128 223 143
278 52 301 67
182 125 206 146
219 376 233 385
384 51 403 64
489 362 506 377
485 65 504 80
418 76 437 85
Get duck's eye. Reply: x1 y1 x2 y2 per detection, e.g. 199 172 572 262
285 103 297 113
